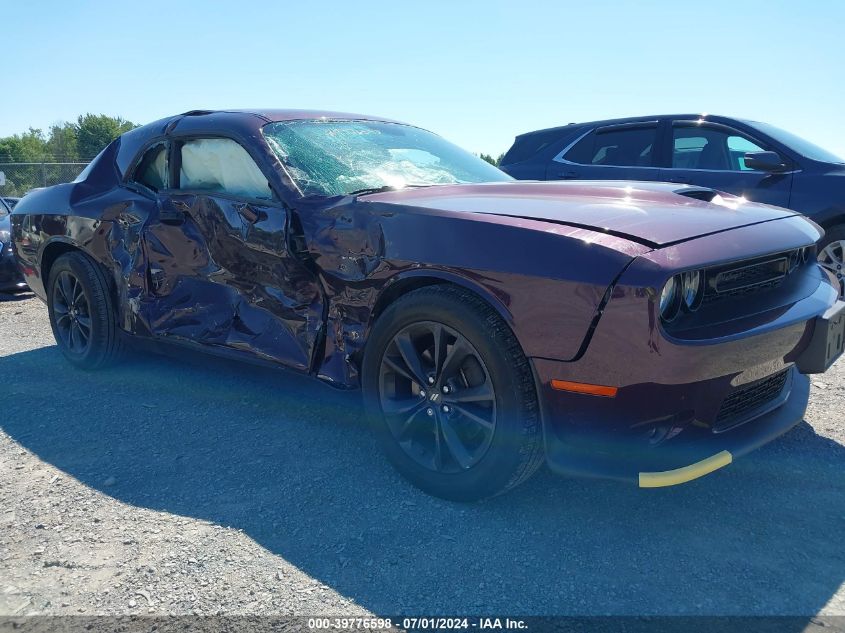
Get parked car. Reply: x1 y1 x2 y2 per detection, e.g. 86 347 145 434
2 197 20 210
10 109 844 500
500 114 845 296
0 198 27 292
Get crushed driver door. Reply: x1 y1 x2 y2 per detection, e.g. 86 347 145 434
141 137 324 372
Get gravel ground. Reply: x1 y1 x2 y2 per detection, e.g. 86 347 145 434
1 292 843 618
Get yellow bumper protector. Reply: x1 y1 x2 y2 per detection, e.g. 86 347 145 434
638 450 733 488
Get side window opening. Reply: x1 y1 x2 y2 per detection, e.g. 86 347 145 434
563 126 656 167
672 125 765 171
178 138 273 200
728 135 765 171
504 129 564 164
133 144 168 192
562 131 595 164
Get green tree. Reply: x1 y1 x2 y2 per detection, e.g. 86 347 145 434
0 128 47 162
46 122 79 162
478 152 506 167
0 115 138 195
76 114 137 159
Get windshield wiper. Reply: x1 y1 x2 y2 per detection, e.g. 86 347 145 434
348 185 398 197
348 183 435 197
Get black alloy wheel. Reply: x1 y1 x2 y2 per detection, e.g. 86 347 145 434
378 321 497 473
363 284 544 501
47 251 123 369
52 270 93 355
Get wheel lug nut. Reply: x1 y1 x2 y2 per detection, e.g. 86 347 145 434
427 376 435 385
426 408 434 416
419 390 426 398
441 405 451 414
441 385 450 394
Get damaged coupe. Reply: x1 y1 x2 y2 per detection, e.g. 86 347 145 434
10 109 845 500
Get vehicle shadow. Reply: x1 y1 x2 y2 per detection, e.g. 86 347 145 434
0 291 34 303
1 344 843 618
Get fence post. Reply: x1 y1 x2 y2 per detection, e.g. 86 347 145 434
42 161 47 187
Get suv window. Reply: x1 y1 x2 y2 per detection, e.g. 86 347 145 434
564 125 656 167
503 128 565 165
178 138 272 200
672 125 765 171
134 144 168 191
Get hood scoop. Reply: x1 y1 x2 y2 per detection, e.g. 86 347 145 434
673 186 720 202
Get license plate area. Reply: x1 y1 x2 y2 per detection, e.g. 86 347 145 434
797 301 845 374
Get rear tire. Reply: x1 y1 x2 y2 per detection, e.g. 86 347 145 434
47 251 124 369
818 225 845 298
362 285 544 501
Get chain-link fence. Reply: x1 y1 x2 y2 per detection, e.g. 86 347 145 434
0 162 90 197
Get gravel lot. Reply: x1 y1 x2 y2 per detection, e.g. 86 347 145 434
1 292 844 618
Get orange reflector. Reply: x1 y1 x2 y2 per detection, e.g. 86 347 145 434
550 379 618 398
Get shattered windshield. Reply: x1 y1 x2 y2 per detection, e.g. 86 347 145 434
262 120 511 197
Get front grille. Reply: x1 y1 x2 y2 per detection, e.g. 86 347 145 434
703 251 799 304
714 368 790 432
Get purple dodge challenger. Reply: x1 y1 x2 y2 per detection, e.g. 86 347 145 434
10 110 845 500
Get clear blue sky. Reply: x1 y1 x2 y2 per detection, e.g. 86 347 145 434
3 0 844 158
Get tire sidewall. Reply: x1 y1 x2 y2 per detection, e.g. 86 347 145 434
47 254 112 368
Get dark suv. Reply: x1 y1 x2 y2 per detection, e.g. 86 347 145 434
500 114 845 295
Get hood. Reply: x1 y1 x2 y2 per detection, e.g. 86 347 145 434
363 180 800 247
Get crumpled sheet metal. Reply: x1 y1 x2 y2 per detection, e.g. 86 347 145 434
295 197 636 387
140 196 324 372
14 127 634 391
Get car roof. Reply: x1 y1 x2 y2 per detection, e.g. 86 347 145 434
517 113 739 138
127 108 408 145
220 109 406 124
144 108 405 129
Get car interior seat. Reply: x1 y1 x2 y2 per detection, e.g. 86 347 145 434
696 141 726 170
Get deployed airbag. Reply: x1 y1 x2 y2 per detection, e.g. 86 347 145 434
180 138 272 200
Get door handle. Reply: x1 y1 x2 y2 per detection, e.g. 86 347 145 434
558 170 580 180
668 176 690 184
235 203 260 224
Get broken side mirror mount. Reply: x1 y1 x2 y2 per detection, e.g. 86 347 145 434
158 198 188 225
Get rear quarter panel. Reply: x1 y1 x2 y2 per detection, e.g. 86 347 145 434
12 180 154 335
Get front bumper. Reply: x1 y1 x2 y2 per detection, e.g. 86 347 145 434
537 365 808 486
531 247 841 487
796 300 845 373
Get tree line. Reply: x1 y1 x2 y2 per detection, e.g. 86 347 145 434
479 153 505 167
0 114 138 163
0 114 138 196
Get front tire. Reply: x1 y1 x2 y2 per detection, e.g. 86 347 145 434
47 251 123 369
363 285 544 501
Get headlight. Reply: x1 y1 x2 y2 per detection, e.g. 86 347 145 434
659 276 681 321
681 270 703 311
0 229 10 244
